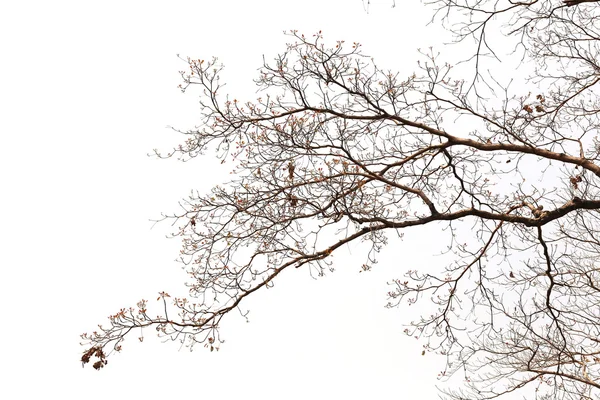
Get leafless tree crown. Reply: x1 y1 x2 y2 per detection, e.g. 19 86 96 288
82 1 600 398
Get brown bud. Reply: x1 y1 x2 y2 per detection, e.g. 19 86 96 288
570 176 579 189
92 361 105 370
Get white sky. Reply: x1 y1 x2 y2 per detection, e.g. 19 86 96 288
0 1 522 399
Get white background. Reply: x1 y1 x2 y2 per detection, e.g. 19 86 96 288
1 1 495 398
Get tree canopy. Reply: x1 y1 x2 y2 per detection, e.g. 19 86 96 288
82 0 600 398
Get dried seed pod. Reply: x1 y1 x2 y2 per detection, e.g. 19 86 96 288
93 361 105 370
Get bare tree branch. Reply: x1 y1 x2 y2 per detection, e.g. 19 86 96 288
80 3 600 399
